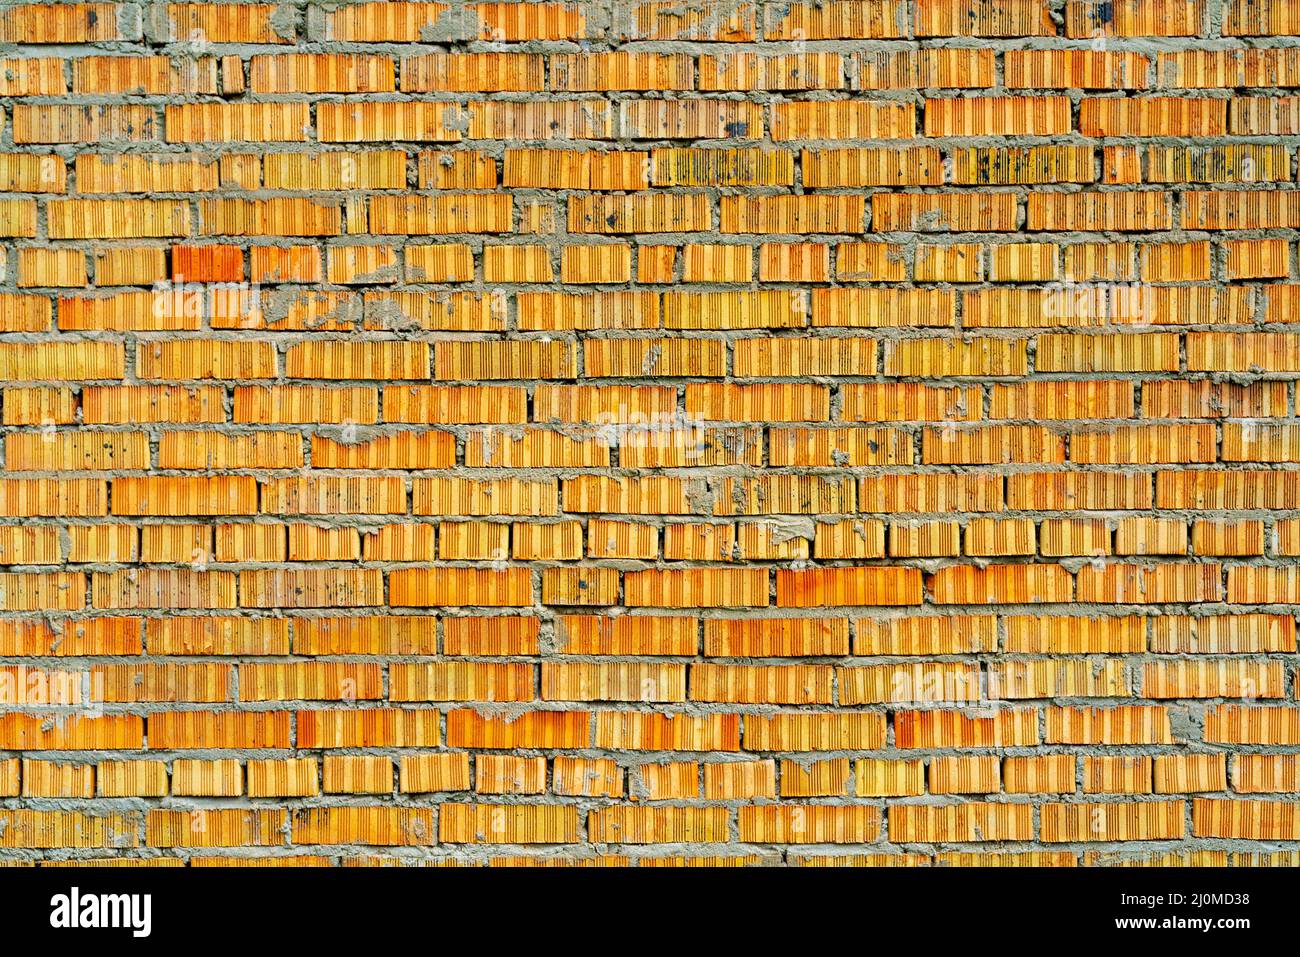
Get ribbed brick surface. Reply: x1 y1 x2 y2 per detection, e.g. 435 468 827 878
0 0 1299 865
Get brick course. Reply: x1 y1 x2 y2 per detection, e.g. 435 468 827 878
0 0 1297 865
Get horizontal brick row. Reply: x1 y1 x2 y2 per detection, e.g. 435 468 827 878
0 1 1295 44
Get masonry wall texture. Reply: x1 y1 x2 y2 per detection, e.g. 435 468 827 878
2 0 1300 866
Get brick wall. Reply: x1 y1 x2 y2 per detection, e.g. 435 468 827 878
0 0 1299 866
